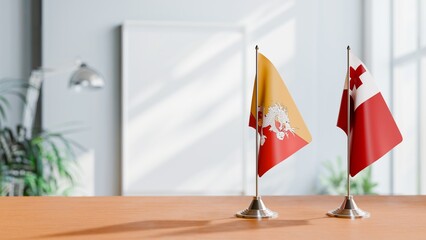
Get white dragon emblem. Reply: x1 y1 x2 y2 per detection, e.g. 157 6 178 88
259 103 296 145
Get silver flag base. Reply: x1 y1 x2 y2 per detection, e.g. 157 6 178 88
327 195 370 219
236 196 278 219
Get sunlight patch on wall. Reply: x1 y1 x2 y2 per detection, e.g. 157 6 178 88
241 0 294 32
173 31 243 79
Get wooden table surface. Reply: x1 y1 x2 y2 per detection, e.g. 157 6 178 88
1 196 425 239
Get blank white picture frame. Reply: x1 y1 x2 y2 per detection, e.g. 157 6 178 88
121 21 248 195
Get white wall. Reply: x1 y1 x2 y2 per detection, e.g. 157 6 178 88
42 0 363 195
0 0 32 127
365 0 426 195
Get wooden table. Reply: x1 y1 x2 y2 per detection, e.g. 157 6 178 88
1 196 425 239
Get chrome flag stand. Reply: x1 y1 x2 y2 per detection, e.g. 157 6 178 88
327 195 369 218
327 46 369 219
236 45 277 219
236 196 277 218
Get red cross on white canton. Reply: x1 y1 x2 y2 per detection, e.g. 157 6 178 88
350 64 366 90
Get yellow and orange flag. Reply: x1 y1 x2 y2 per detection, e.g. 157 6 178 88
249 53 312 177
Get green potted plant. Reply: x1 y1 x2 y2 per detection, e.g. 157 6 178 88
0 79 81 196
319 156 378 195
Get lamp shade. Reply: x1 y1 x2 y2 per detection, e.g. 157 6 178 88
69 63 104 90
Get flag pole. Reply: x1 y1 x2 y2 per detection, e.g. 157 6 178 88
255 45 259 198
346 45 351 198
326 46 369 219
236 45 277 219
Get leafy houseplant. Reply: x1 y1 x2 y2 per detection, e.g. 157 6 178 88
0 79 80 196
319 156 378 195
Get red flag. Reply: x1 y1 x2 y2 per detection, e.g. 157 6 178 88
337 52 402 177
249 53 311 177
